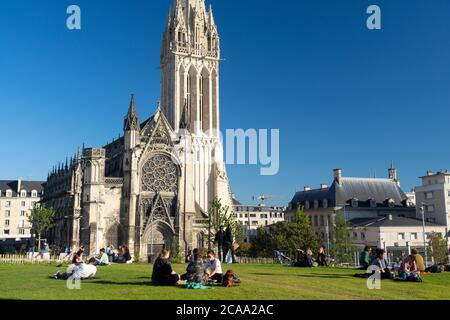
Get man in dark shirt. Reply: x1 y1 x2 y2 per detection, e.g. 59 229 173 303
224 224 236 263
214 226 226 262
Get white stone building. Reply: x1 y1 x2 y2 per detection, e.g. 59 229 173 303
284 166 442 259
233 198 285 242
350 214 447 261
0 180 44 240
414 170 450 239
43 0 233 259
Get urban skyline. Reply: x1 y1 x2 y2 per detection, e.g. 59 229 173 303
1 0 450 206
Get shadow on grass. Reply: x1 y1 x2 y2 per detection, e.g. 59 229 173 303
296 274 356 279
90 280 152 286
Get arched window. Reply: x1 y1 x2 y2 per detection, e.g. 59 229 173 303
21 190 27 197
323 199 328 209
6 190 12 197
31 190 38 198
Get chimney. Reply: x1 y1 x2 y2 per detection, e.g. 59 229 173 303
17 178 22 194
320 184 328 189
427 170 433 176
333 168 342 184
304 186 311 192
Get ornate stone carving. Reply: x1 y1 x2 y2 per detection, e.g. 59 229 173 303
141 154 178 193
140 194 176 232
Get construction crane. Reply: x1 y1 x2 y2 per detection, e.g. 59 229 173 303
252 195 286 207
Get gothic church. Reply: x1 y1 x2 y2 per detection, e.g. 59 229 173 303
43 0 233 259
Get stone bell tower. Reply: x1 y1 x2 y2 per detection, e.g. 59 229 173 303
160 0 220 136
160 0 232 218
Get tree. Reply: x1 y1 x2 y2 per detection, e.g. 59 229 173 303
28 206 56 251
203 197 242 249
428 232 448 264
330 212 355 264
250 207 320 258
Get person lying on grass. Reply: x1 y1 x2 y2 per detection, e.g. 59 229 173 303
51 257 97 280
204 250 223 283
151 249 183 286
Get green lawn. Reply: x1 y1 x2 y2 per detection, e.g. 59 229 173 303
0 263 449 300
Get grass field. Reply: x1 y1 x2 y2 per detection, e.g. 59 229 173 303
0 263 449 300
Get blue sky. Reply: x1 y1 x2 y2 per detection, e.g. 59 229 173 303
1 0 449 206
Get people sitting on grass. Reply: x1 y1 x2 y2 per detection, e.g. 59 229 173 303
410 249 425 272
371 249 394 279
72 246 85 264
316 246 328 267
294 248 317 267
151 249 182 286
95 248 110 266
205 250 223 283
114 245 132 263
359 246 372 269
52 257 97 280
181 252 209 285
398 254 421 281
106 246 117 263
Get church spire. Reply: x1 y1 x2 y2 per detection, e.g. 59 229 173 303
124 94 140 131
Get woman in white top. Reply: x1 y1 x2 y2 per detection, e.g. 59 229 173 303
204 250 223 282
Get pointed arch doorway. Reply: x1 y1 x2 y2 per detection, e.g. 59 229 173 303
143 221 174 262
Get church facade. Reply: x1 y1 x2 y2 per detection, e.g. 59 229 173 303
43 0 233 259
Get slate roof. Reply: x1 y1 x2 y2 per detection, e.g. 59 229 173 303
0 180 45 197
290 177 409 208
232 198 242 205
335 177 407 205
349 215 445 228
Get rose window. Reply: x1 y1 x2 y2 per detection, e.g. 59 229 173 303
141 155 178 192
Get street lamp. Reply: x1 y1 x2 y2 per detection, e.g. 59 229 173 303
325 214 330 259
420 202 429 268
247 206 251 243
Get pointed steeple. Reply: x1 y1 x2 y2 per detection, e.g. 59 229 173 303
124 94 140 131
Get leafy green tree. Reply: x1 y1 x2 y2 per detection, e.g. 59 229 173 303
250 227 275 257
428 232 448 264
330 212 355 264
28 206 56 251
250 207 320 258
202 197 242 249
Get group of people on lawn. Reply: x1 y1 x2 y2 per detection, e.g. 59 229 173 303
51 244 134 281
50 224 240 288
51 246 240 288
152 249 240 288
358 246 450 282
